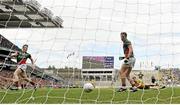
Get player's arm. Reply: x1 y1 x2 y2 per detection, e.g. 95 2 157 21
9 51 18 58
126 44 133 59
29 55 35 69
11 51 18 57
29 56 34 65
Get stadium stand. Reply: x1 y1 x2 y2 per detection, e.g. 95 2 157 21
159 68 180 86
0 35 20 51
0 0 63 28
0 69 13 89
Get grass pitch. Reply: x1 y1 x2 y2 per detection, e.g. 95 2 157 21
0 87 180 104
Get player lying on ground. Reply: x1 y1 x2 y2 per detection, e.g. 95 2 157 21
130 76 165 91
1 44 37 90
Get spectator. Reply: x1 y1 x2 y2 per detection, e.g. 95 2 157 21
138 72 144 79
151 75 158 86
134 72 144 80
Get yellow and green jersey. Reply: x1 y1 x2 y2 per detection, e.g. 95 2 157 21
134 79 145 88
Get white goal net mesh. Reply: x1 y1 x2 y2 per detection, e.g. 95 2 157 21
0 0 180 104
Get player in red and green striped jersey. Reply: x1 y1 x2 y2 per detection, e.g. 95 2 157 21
10 44 36 90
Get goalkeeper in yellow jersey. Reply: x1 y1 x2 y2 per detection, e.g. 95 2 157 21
130 76 165 92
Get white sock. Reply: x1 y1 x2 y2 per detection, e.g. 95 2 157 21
121 86 127 89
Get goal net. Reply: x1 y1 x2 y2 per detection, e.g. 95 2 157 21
0 0 180 104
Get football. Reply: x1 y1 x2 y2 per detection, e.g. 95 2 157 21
83 83 94 92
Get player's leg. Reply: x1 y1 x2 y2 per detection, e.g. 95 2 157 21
20 72 35 85
20 71 36 88
118 65 129 92
126 67 132 83
120 65 128 86
129 78 135 86
11 68 22 89
123 66 138 92
127 58 137 92
20 64 36 86
126 57 135 82
148 85 166 89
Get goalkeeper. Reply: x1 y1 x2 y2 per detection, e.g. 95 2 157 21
117 32 136 92
130 76 165 91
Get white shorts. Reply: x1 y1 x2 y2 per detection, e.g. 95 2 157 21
14 64 30 82
122 57 136 68
18 64 27 71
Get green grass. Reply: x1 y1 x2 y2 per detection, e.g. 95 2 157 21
0 87 180 104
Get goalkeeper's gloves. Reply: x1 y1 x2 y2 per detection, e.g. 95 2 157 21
119 57 125 60
124 58 130 65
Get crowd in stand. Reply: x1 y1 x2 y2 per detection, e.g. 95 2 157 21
0 69 13 89
159 69 180 86
0 69 61 89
